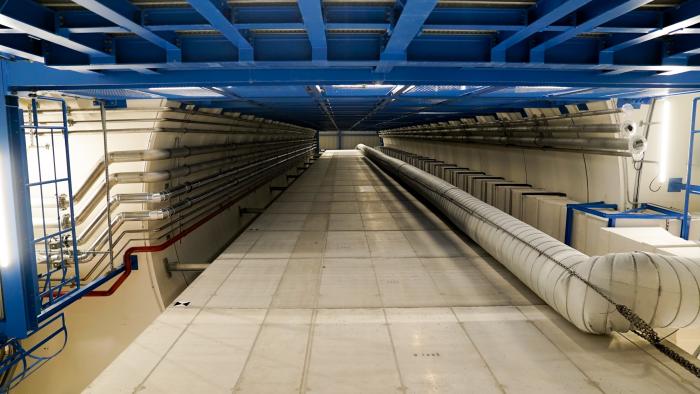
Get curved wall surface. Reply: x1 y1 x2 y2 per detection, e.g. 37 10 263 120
384 94 700 215
16 99 313 394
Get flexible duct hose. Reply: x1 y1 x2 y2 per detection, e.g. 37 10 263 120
357 144 700 335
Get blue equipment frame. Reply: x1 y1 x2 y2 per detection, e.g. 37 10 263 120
564 202 684 246
24 97 82 323
680 97 700 240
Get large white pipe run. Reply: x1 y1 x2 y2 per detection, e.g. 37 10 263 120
357 144 700 335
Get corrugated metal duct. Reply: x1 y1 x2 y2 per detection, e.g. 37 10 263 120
357 144 700 335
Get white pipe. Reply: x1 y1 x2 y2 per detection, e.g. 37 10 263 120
358 144 700 335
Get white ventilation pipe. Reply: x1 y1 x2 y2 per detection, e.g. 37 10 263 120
357 144 700 335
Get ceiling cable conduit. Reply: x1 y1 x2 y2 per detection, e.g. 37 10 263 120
358 144 700 336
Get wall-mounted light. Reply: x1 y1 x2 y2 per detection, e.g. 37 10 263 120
658 100 671 183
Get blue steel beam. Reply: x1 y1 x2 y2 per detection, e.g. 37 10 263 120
21 22 678 36
425 24 661 35
376 0 438 73
0 45 44 63
42 58 700 75
71 0 181 62
8 62 700 90
0 89 40 339
50 22 393 35
186 0 254 62
298 0 327 63
530 0 654 63
664 47 700 66
600 0 700 64
491 0 593 62
0 0 112 62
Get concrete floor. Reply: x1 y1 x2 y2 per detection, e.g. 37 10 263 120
87 150 699 393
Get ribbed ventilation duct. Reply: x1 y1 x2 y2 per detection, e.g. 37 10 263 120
357 144 700 335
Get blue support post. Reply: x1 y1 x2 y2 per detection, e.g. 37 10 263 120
491 0 593 62
0 90 40 339
71 0 182 62
681 98 700 239
186 0 254 63
530 0 654 63
298 0 327 64
376 0 438 73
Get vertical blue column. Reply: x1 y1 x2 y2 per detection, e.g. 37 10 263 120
0 84 39 339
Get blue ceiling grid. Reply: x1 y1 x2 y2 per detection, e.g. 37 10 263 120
0 0 699 129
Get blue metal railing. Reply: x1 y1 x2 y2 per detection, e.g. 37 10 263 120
24 97 81 318
0 96 80 389
564 202 684 246
0 313 67 392
680 98 700 239
667 97 700 239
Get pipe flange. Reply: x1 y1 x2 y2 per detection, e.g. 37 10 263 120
628 133 647 160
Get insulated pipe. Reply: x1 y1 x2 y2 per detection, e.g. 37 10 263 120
74 169 275 281
33 107 312 133
382 124 622 135
382 108 623 133
358 144 700 334
74 142 314 242
75 140 313 227
75 144 314 245
70 148 312 295
118 148 311 221
74 138 312 203
41 146 313 275
383 134 640 155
